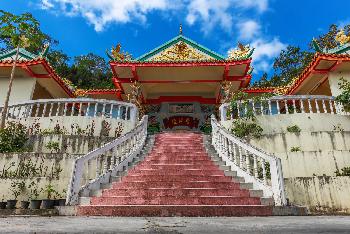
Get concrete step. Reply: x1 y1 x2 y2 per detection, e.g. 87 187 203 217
77 205 273 216
90 196 262 205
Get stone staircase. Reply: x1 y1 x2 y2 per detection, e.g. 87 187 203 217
77 132 274 216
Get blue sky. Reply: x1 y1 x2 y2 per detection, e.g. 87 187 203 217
1 0 350 81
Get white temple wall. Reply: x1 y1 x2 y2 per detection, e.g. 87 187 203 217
328 71 350 97
221 113 350 178
0 77 36 105
285 176 350 214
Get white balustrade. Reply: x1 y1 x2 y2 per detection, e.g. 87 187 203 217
0 98 139 127
211 115 287 206
220 95 348 121
66 115 148 205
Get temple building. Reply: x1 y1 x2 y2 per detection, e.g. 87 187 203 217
0 30 349 216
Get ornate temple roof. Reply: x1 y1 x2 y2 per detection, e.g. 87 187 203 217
0 47 74 98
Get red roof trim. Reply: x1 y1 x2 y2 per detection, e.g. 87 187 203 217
0 58 75 97
287 53 350 94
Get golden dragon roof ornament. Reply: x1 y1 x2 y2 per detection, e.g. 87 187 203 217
335 29 350 45
151 41 213 62
227 42 254 60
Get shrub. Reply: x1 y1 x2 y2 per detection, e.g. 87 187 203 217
0 122 28 153
290 146 301 152
231 119 263 139
335 167 350 176
287 125 301 133
45 141 60 153
335 78 350 112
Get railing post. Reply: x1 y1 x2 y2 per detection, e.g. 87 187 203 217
269 157 287 206
219 104 228 121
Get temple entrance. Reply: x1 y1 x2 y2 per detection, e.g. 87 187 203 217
147 102 215 132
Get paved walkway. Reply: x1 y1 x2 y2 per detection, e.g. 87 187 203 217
0 216 350 233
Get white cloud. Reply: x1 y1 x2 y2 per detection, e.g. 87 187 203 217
251 38 287 72
41 0 269 33
234 0 268 13
185 0 233 34
237 20 261 40
40 0 54 10
41 0 174 31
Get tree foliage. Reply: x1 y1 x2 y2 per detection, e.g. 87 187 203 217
252 24 349 88
0 10 55 53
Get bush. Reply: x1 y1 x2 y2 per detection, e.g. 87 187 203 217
231 119 263 139
287 125 301 133
0 122 28 153
335 167 350 176
335 78 350 112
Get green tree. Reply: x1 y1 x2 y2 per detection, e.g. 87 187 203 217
252 24 350 88
0 11 49 129
68 53 114 89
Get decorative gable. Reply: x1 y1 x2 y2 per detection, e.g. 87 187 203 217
136 35 225 62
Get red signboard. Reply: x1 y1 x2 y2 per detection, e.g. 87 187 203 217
163 116 199 129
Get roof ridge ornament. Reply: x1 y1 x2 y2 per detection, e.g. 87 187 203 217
227 42 254 60
179 24 183 35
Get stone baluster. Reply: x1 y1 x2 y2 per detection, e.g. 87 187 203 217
94 103 98 117
245 151 250 174
292 99 296 113
17 106 22 118
238 146 243 168
109 104 113 118
49 103 54 116
71 102 75 116
84 103 90 117
268 100 272 115
300 99 305 113
307 98 312 113
284 100 288 114
96 156 101 177
253 155 258 178
315 99 320 113
231 142 237 164
102 103 106 117
63 103 68 116
262 159 267 185
103 154 108 174
330 100 335 114
322 99 327 113
34 104 40 117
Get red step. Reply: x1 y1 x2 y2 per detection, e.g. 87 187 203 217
78 132 271 216
101 188 251 197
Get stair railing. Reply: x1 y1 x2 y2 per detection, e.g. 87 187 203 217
66 115 148 205
211 115 287 206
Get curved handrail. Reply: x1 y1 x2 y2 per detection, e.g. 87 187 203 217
66 115 148 205
220 95 348 121
211 115 286 206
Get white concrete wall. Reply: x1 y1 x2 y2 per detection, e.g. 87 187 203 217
221 113 350 178
329 71 350 97
0 152 78 201
12 116 134 138
0 77 36 105
285 176 350 214
28 134 114 155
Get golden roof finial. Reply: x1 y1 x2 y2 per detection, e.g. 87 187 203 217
179 24 183 35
